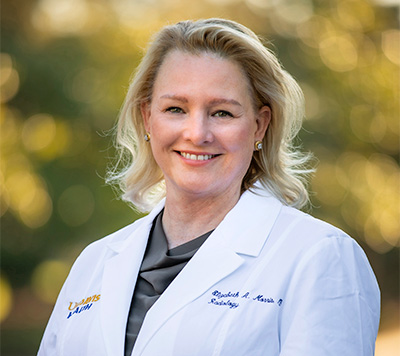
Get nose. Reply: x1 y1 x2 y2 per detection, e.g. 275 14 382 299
182 111 214 145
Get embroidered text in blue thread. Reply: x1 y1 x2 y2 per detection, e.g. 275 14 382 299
209 290 283 307
212 290 239 299
241 292 250 299
208 298 239 309
67 303 93 319
253 295 274 303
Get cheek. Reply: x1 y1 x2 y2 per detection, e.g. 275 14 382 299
229 125 255 153
150 119 175 145
222 128 255 170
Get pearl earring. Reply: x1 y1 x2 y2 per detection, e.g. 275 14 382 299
254 140 262 151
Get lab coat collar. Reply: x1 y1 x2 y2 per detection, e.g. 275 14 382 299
219 186 282 257
105 199 165 254
100 199 165 356
133 187 283 355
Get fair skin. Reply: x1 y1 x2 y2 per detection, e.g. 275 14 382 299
142 51 270 248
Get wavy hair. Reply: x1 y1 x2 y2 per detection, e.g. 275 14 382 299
107 18 313 212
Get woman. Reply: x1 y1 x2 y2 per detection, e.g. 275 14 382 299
38 19 380 355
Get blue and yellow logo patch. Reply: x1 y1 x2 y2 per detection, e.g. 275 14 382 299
67 294 100 319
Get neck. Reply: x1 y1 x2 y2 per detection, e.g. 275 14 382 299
162 187 241 249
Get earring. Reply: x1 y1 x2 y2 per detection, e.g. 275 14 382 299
254 140 263 151
144 133 150 142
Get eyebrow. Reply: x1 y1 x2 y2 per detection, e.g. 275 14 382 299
209 98 242 107
160 94 188 103
159 94 242 107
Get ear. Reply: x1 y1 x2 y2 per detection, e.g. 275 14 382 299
254 105 271 141
141 101 151 132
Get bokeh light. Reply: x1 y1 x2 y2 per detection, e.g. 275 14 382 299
273 0 314 26
349 105 386 144
31 260 71 304
382 29 400 65
319 33 358 72
31 0 107 36
5 169 53 228
0 273 13 323
1 107 54 228
336 0 375 31
21 114 56 152
0 53 20 104
57 185 95 227
312 151 400 254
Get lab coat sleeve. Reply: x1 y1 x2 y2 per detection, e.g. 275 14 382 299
37 238 106 356
279 232 380 356
37 275 68 355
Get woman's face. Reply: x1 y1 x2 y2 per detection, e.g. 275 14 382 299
142 51 270 201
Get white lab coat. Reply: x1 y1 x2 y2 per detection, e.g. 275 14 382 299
38 187 380 356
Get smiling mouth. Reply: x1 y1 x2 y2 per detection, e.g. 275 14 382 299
179 151 219 161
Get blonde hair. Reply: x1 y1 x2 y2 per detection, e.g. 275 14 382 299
107 18 313 212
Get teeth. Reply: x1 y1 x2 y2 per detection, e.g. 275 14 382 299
180 152 215 161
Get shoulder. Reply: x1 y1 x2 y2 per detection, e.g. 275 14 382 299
239 188 361 255
271 204 379 296
236 189 372 271
274 203 351 246
247 185 348 241
255 195 377 281
67 215 149 274
81 217 141 252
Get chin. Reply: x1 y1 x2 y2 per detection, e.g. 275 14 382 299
172 179 217 196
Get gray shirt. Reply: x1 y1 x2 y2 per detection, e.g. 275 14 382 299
124 210 212 356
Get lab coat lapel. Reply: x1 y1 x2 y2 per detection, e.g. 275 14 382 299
133 189 283 355
132 232 244 356
100 202 165 356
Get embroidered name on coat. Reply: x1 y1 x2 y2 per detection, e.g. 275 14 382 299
208 290 283 309
67 294 100 319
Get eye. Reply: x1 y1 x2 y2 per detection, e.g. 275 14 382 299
212 110 233 118
166 107 184 114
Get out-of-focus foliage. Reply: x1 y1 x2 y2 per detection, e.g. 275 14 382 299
1 0 399 354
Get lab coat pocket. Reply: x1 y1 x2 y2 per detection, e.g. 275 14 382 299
209 289 282 356
167 288 282 356
61 291 105 356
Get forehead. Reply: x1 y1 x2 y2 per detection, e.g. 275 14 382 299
152 50 253 101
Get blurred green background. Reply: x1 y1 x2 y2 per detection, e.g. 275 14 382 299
1 0 399 354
